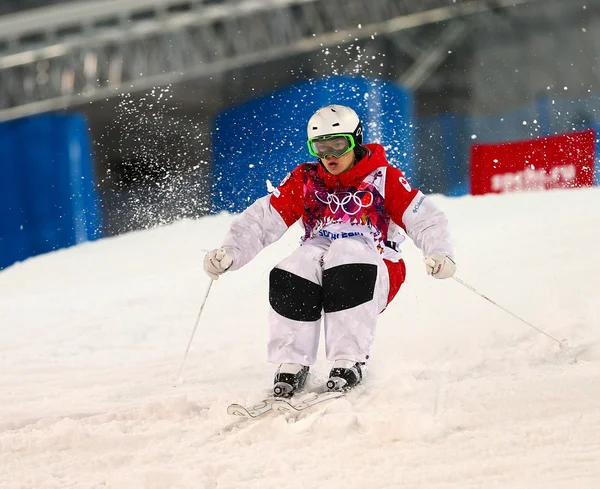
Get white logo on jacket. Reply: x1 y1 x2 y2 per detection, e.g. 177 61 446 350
315 191 374 215
399 176 412 192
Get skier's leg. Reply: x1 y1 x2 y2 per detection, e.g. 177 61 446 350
322 238 389 366
267 243 326 366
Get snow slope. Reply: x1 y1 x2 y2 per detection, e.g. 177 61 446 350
1 187 600 489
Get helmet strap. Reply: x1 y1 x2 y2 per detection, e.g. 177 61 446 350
354 144 367 162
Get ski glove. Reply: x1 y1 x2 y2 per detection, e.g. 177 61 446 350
204 248 233 280
424 253 456 279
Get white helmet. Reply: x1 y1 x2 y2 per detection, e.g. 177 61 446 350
307 104 363 144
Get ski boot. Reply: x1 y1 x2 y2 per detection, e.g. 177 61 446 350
326 360 364 391
273 363 309 398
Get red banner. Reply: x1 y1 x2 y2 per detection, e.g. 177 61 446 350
470 129 596 195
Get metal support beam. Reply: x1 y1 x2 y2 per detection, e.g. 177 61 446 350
388 31 424 60
399 20 472 90
0 0 541 121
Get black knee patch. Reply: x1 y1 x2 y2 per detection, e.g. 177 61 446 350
323 264 377 313
269 268 322 322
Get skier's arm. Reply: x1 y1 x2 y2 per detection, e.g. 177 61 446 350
385 167 454 259
221 167 305 271
220 195 289 271
401 193 453 258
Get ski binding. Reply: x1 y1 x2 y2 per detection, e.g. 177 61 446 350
271 390 345 413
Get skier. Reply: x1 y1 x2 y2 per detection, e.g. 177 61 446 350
204 104 456 397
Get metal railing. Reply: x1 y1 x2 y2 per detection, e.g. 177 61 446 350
0 0 535 121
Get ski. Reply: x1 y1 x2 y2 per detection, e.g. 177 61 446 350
271 390 346 413
227 399 276 418
227 390 346 418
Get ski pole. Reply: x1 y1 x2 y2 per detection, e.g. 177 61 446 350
175 278 214 385
452 276 566 349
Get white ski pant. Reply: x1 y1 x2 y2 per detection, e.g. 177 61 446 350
267 237 390 366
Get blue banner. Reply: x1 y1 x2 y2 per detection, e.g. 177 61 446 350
0 113 102 270
212 76 414 213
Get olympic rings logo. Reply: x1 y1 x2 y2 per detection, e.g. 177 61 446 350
315 191 374 215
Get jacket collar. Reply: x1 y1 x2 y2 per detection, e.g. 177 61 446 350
316 144 389 187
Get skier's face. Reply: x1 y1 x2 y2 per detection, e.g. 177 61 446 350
322 149 355 175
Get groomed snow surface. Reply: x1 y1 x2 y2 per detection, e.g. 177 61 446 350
1 187 600 489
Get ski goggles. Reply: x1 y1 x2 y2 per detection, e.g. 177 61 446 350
307 134 356 159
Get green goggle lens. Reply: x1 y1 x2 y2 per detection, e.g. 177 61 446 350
307 134 355 159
